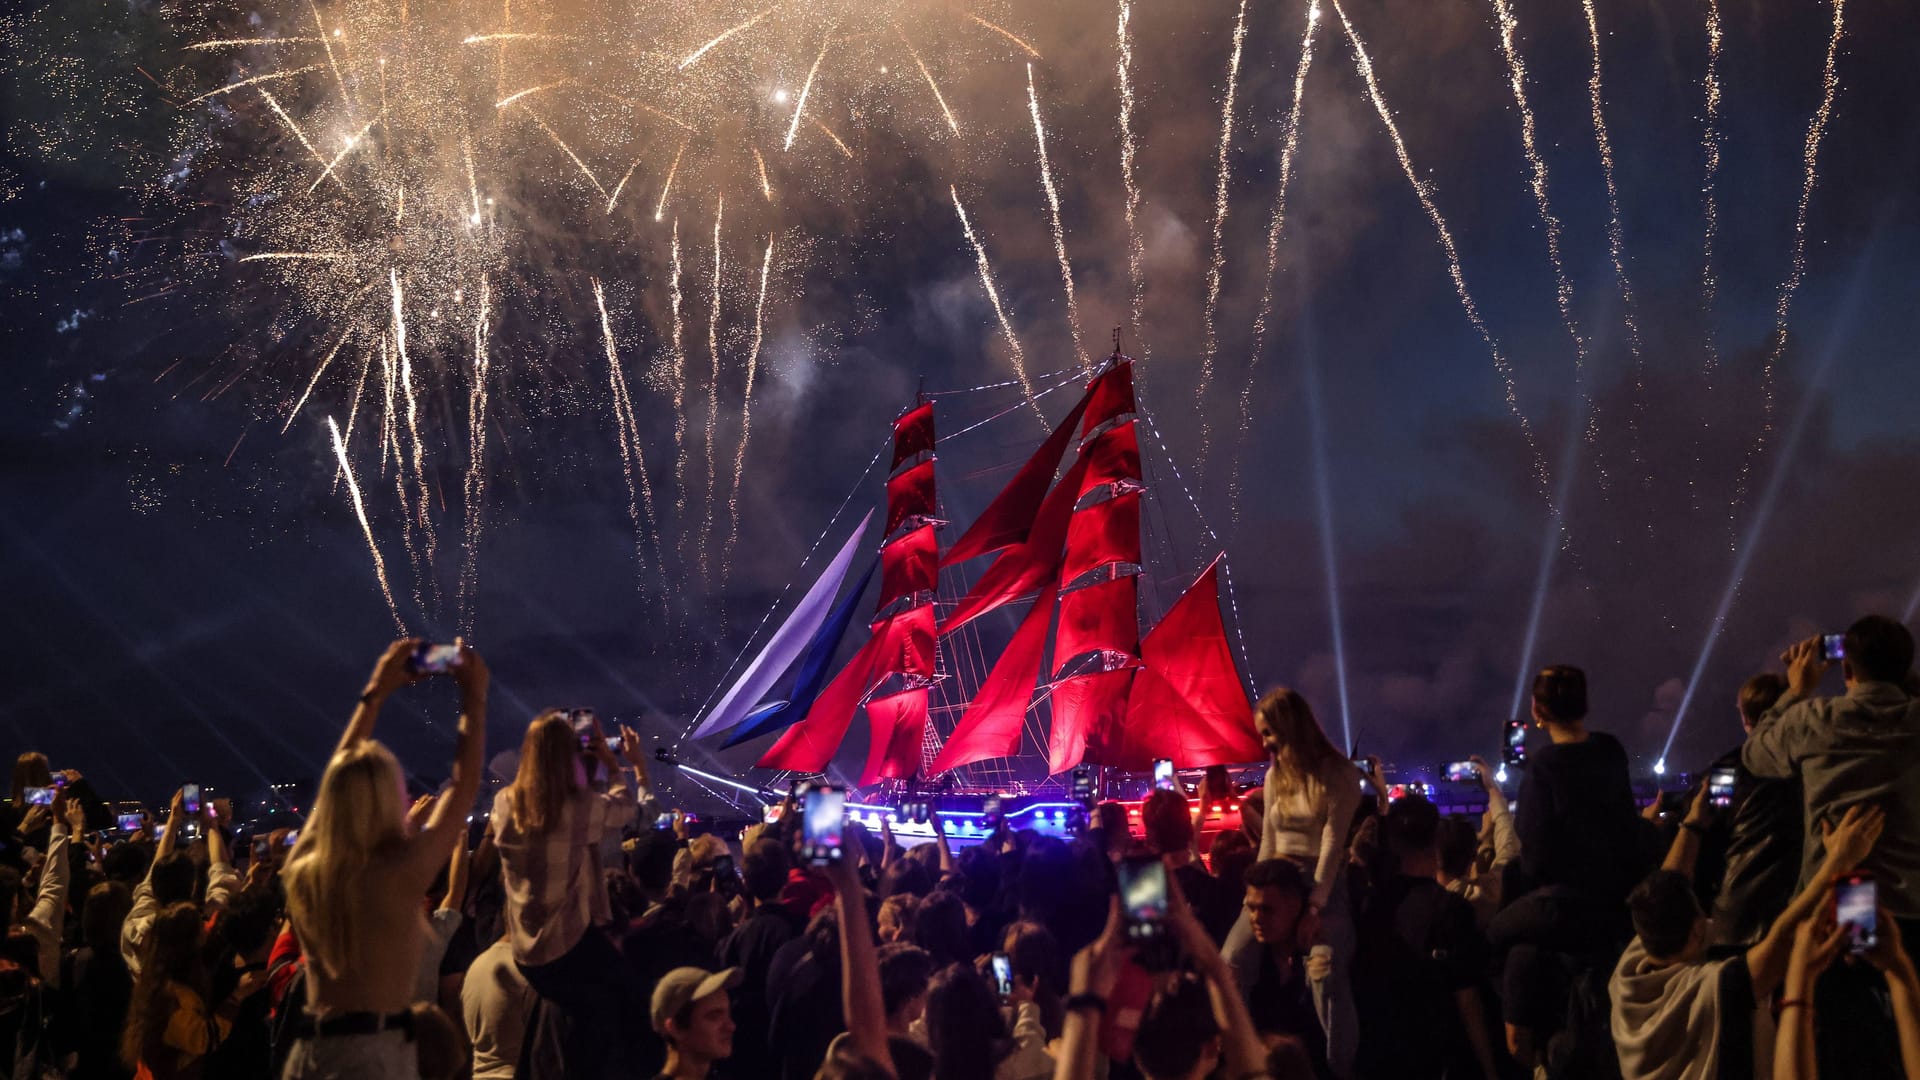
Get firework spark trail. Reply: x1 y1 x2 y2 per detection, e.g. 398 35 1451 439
968 13 1041 58
461 32 573 44
330 416 405 632
186 37 322 50
1116 0 1146 355
680 7 778 69
1692 0 1725 516
257 89 348 191
1488 0 1601 483
655 140 686 221
1229 0 1321 526
810 119 854 159
668 220 690 555
728 237 776 577
752 146 773 200
335 343 374 491
522 108 605 194
309 0 353 109
388 272 432 614
1026 65 1086 373
785 34 832 152
395 276 438 604
951 186 1041 421
895 24 959 135
1195 0 1251 464
463 136 482 222
459 276 492 633
240 252 349 263
594 279 663 596
309 114 380 194
187 64 325 106
1583 0 1652 514
283 292 372 434
608 158 641 214
701 198 725 586
1734 0 1846 521
493 82 565 109
1332 0 1554 505
377 335 396 476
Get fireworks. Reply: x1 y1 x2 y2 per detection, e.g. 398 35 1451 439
1116 0 1146 358
1026 64 1086 373
952 185 1039 421
1195 0 1250 447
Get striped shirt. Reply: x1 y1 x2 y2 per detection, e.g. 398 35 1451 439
491 780 639 966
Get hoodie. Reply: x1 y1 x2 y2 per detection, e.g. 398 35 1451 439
1608 939 1767 1080
1742 680 1920 917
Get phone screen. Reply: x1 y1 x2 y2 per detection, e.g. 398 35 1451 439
1152 759 1176 791
283 829 299 847
182 785 201 814
1822 634 1847 663
1708 767 1738 809
712 854 735 880
990 953 1014 997
801 786 846 865
117 813 143 833
982 796 1003 828
1116 856 1169 941
252 836 271 859
569 709 597 747
24 786 53 807
1072 769 1094 804
1445 761 1479 783
1836 873 1877 954
1504 718 1528 765
654 812 675 831
410 642 463 675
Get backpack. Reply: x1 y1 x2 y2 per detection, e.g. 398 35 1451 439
1545 960 1622 1080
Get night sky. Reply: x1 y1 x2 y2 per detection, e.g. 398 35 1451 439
4 0 1919 813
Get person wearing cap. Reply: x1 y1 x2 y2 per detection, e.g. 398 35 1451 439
650 966 740 1080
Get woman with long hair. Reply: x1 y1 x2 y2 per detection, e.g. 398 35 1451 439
279 639 487 1080
121 902 264 1080
490 708 651 1079
1223 687 1362 1078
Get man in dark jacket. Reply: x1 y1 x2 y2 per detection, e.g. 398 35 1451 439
1705 673 1802 950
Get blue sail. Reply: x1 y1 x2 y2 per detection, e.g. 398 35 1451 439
722 556 880 748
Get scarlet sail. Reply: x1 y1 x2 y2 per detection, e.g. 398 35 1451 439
892 403 935 468
862 687 931 784
1100 560 1262 768
878 523 938 611
941 395 1092 567
885 459 937 536
1078 420 1141 497
942 456 1090 635
1047 668 1134 775
1059 490 1141 585
927 582 1057 774
1053 574 1138 670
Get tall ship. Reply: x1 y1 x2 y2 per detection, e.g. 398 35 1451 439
684 352 1263 826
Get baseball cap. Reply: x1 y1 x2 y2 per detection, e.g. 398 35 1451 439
651 967 742 1034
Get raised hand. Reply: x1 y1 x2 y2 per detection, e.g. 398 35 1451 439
1782 637 1832 699
451 643 489 710
61 791 85 835
407 794 438 832
17 804 49 837
1819 804 1887 876
1069 898 1137 999
365 638 425 702
1864 907 1915 978
1469 755 1498 793
1787 907 1848 993
618 724 647 768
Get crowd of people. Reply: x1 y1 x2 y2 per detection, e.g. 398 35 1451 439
3 615 1920 1079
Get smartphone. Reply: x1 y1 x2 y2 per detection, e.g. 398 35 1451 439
654 812 675 831
1708 766 1738 809
152 824 165 839
408 642 463 676
182 785 201 815
50 774 66 789
23 786 53 807
1072 767 1095 806
1835 872 1877 954
990 953 1014 998
711 854 735 880
251 835 272 861
1504 718 1528 766
1152 759 1176 792
283 829 299 847
982 795 1004 829
800 784 847 866
1444 761 1480 783
1117 856 1170 942
116 813 143 833
1821 634 1846 663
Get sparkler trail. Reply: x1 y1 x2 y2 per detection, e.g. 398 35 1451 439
258 90 346 192
1584 0 1648 500
186 37 322 50
951 186 1040 420
523 108 605 194
1734 0 1847 521
895 24 959 135
785 34 832 152
240 252 350 264
337 344 374 491
701 199 725 586
728 237 776 576
679 7 777 69
1488 0 1599 483
461 32 572 45
655 140 687 221
668 219 690 553
309 0 352 109
752 147 773 200
283 326 352 434
594 279 663 595
1195 0 1250 468
494 83 563 109
1332 0 1553 505
1026 64 1086 373
607 158 640 214
1692 0 1725 515
810 119 854 160
968 13 1041 58
1115 0 1146 355
310 115 379 194
184 65 325 106
329 415 404 633
459 276 492 633
1229 0 1320 526
398 311 437 606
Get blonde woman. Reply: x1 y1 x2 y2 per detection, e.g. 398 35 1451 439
490 709 651 1079
280 639 488 1080
1223 687 1362 1078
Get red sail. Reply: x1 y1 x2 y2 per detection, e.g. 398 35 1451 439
941 394 1092 566
1054 574 1139 669
1078 420 1141 496
755 630 889 773
878 524 937 610
885 459 937 536
872 604 937 678
1060 491 1141 584
944 456 1089 635
1103 559 1262 768
861 686 930 785
1081 361 1135 437
892 403 935 468
1047 668 1134 775
928 582 1056 774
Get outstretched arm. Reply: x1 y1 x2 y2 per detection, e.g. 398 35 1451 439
1054 902 1133 1080
1776 907 1844 1080
826 853 894 1076
1748 804 1885 996
1662 785 1712 878
405 647 488 888
341 639 424 753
